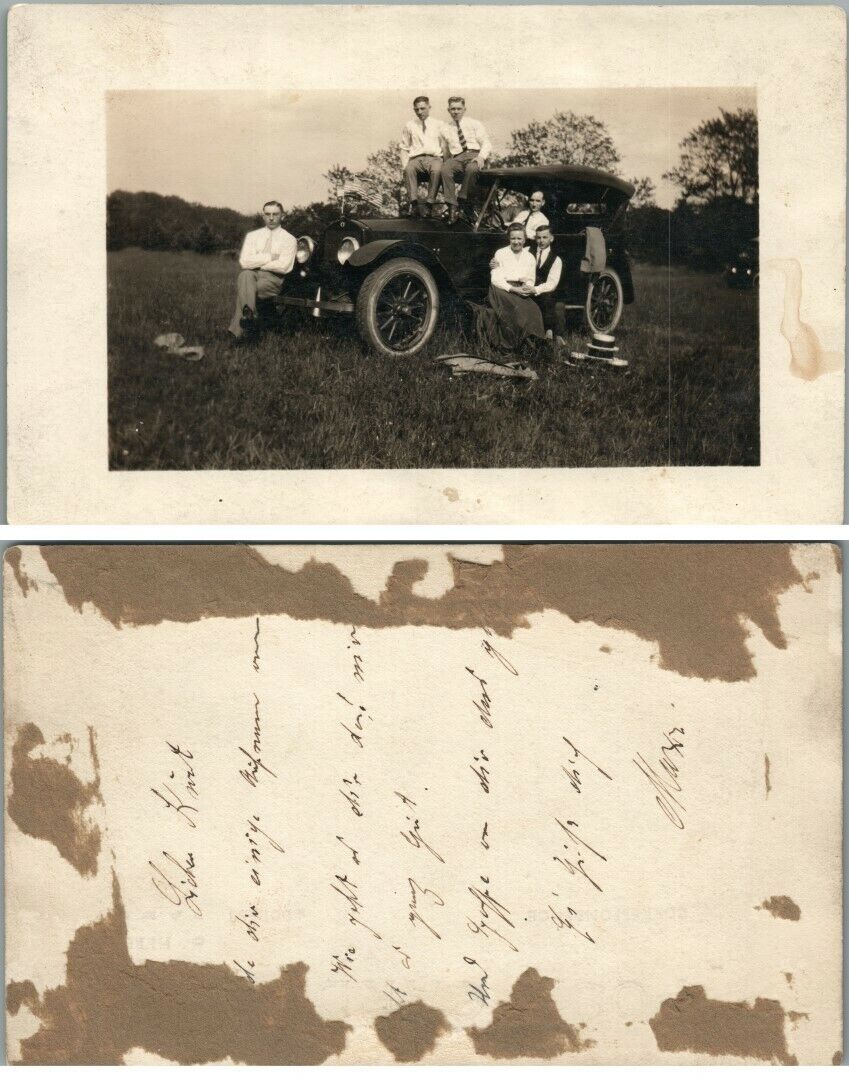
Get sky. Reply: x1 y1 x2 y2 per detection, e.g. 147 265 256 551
107 87 755 213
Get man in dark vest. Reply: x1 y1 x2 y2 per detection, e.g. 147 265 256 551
527 224 566 342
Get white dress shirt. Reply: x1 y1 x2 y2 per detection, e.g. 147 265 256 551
440 117 492 163
399 116 444 166
490 246 537 292
239 226 297 274
532 247 563 295
514 208 550 240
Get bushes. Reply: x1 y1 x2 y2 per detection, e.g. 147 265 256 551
626 198 758 270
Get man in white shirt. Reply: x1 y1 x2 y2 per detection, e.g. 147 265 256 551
440 96 492 224
513 190 550 240
228 201 297 342
399 96 444 218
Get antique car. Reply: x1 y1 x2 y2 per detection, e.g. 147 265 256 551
725 238 759 288
279 164 636 358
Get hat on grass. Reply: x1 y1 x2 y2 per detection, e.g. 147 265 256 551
570 331 628 368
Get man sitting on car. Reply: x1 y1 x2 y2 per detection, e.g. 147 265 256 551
399 95 444 218
227 200 297 343
440 96 492 224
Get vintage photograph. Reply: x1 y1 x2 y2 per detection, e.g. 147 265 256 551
107 87 759 471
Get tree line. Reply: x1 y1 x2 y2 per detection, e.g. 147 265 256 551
107 106 757 271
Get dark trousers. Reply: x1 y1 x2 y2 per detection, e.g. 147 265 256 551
441 150 481 205
535 294 566 336
404 155 442 205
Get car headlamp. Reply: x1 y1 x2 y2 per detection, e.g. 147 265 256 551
296 236 315 264
337 236 360 265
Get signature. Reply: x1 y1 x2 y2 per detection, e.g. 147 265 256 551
633 726 686 829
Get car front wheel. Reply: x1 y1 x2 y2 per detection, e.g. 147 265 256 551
585 268 624 334
356 258 440 358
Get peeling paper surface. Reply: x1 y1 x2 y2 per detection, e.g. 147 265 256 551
4 544 842 1064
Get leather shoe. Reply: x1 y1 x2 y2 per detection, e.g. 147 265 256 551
227 330 253 348
239 305 256 331
447 206 459 225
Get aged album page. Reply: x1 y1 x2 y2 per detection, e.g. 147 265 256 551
6 5 845 523
4 543 841 1065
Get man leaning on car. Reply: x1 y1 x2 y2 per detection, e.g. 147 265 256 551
227 200 297 343
399 96 444 219
440 96 492 224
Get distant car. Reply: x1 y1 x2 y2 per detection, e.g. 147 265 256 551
279 165 636 358
726 242 759 288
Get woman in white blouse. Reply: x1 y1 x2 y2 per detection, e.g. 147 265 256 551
474 223 545 354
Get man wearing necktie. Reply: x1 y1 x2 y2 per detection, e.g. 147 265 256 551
228 201 297 343
440 96 492 224
527 224 565 342
399 95 443 218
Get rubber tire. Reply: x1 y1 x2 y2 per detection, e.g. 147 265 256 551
356 258 440 358
585 267 624 335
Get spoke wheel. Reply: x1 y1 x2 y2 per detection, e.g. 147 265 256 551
357 258 440 358
585 268 624 334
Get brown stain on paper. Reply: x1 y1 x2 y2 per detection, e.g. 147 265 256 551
8 875 350 1065
6 979 39 1015
37 543 807 682
5 547 38 596
374 1000 450 1062
764 754 772 796
649 985 797 1064
7 724 102 877
466 967 592 1059
771 259 843 380
756 895 801 921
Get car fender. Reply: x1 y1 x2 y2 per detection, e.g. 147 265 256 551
346 240 452 289
346 239 404 268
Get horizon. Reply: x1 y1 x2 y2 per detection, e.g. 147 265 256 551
108 87 755 215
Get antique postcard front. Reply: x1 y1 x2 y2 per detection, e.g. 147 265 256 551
5 5 846 523
4 543 842 1064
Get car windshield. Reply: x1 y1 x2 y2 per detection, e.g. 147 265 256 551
473 180 616 232
472 182 547 231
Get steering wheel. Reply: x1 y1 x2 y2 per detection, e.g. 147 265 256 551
486 204 506 230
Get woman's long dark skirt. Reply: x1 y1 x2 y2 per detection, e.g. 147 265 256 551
472 284 545 356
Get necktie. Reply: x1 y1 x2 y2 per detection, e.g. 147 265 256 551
456 120 467 152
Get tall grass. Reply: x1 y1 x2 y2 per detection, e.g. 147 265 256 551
108 249 758 470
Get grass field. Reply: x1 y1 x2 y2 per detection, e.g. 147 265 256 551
108 248 759 470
